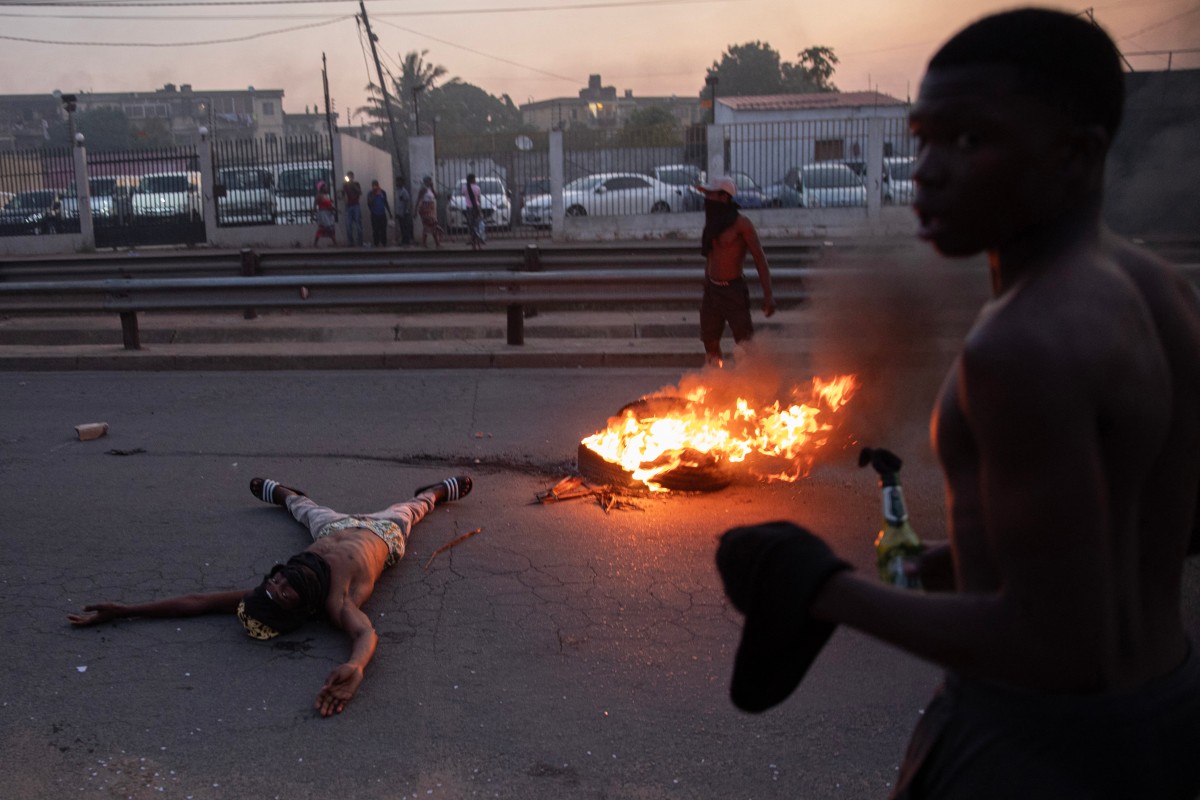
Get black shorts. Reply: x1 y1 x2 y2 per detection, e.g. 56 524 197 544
700 277 753 343
894 644 1200 799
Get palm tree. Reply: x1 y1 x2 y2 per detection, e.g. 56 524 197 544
393 50 449 137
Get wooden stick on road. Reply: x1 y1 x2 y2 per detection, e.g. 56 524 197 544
423 527 484 570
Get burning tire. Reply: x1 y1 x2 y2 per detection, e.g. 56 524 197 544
576 441 733 493
577 396 734 492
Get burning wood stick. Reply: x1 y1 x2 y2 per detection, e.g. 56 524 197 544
423 527 483 570
535 475 604 504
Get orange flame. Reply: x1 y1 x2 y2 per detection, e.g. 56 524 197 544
581 374 858 491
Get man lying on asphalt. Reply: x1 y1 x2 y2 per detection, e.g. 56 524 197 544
69 475 472 717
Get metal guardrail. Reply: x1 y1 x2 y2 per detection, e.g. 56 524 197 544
0 267 809 350
0 241 827 282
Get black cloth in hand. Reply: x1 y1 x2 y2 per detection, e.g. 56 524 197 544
716 521 851 712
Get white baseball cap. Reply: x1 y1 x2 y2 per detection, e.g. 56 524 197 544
700 175 737 197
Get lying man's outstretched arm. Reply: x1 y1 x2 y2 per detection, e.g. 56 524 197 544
316 596 379 717
68 590 246 626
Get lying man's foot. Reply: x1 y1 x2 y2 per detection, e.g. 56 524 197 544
249 478 306 506
414 476 472 505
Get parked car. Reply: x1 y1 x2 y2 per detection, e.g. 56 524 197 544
522 172 683 226
762 179 804 208
61 176 135 224
516 177 550 224
0 189 67 235
446 176 512 231
884 156 916 204
132 172 202 222
274 162 333 225
216 167 276 225
728 172 769 209
775 163 868 208
652 164 705 211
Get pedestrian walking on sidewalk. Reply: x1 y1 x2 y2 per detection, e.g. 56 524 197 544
313 180 337 248
342 171 364 247
367 180 391 248
464 173 486 251
416 175 443 248
69 475 474 717
394 175 414 246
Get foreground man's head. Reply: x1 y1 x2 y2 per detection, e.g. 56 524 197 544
909 8 1124 257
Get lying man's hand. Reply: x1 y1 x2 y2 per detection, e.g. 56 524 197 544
68 603 128 626
316 663 364 717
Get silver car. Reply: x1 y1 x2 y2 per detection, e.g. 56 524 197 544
522 172 683 225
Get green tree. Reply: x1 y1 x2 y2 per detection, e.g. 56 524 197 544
426 80 523 137
618 106 679 146
701 41 839 98
75 107 135 151
701 41 786 98
356 49 450 147
782 46 839 93
131 117 174 149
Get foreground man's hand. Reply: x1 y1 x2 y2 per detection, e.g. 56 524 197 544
316 663 364 717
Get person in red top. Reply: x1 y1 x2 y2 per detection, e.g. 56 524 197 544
313 180 336 247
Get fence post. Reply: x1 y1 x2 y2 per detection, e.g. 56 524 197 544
549 130 565 243
72 139 95 249
119 311 141 350
866 117 884 223
522 243 540 320
506 244 541 345
240 248 259 320
706 124 725 182
197 128 218 245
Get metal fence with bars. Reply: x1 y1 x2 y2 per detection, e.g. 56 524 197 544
431 131 552 240
0 146 77 237
211 135 333 228
723 116 916 208
84 145 203 248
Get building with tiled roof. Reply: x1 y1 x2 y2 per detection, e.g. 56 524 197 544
715 91 908 123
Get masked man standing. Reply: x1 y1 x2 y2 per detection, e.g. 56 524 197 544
699 176 775 367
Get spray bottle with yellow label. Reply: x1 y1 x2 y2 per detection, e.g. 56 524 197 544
859 447 923 589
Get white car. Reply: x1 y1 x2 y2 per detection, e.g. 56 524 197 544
522 172 683 226
133 172 202 222
884 156 916 205
274 162 333 225
216 167 276 225
446 177 512 231
796 163 867 208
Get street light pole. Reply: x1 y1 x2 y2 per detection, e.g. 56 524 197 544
705 75 718 125
53 90 78 143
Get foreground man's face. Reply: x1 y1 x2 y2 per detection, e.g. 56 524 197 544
909 63 1066 257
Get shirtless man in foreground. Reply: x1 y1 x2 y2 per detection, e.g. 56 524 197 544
698 175 775 367
717 9 1200 797
69 475 472 718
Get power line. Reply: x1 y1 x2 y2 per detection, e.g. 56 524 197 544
0 15 346 46
375 17 582 84
0 0 741 9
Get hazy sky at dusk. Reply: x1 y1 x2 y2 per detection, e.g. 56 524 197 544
2 0 1196 121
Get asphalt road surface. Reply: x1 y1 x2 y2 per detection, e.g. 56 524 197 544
4 364 1198 799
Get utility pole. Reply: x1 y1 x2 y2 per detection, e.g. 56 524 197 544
358 0 403 166
321 53 336 143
